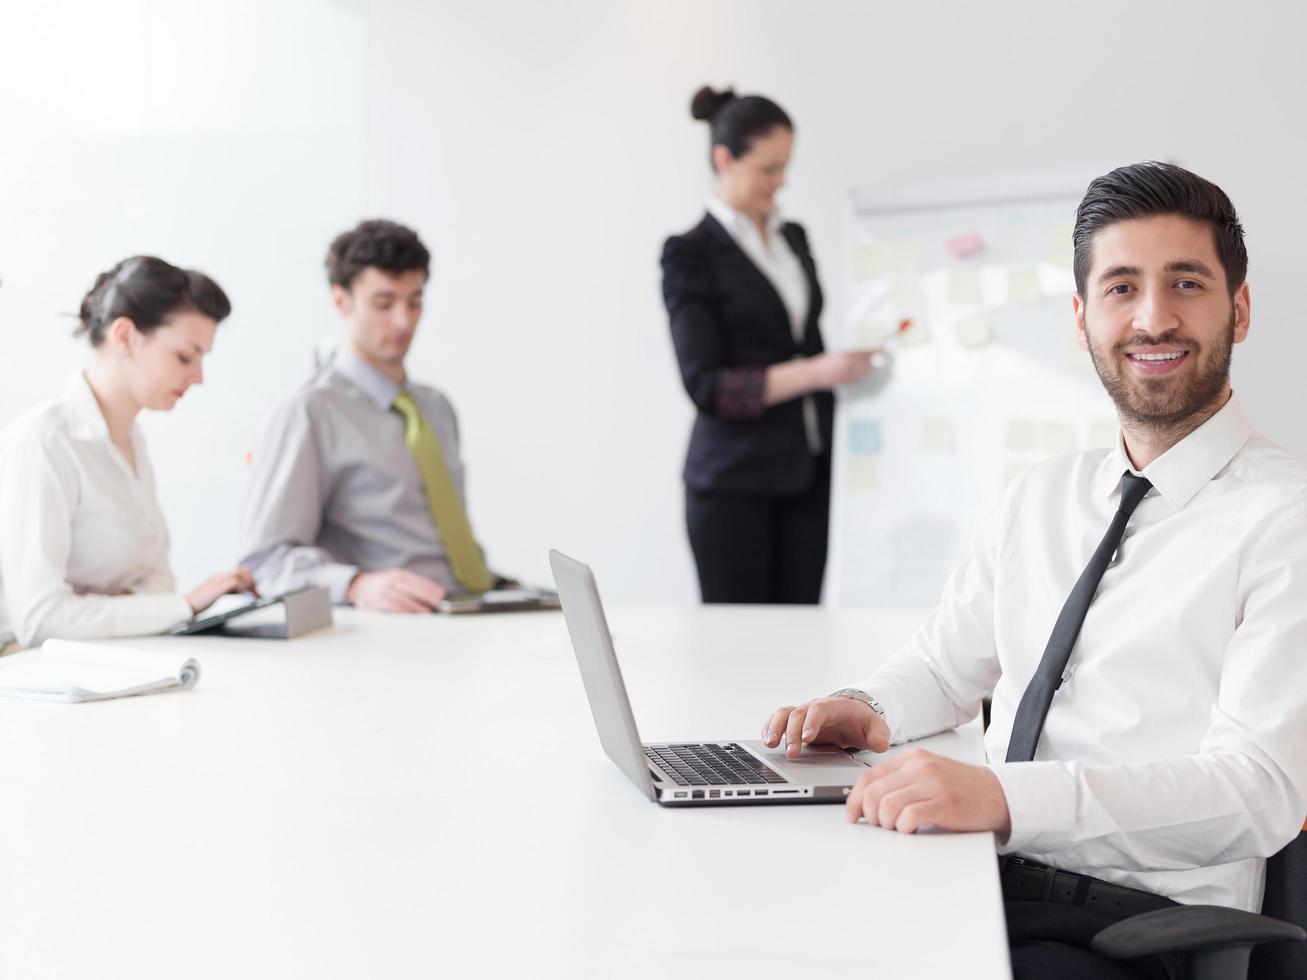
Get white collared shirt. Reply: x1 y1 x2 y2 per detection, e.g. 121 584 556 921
706 196 822 454
856 394 1307 911
0 372 192 648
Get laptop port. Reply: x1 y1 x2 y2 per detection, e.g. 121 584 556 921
772 789 799 795
708 790 720 799
736 789 751 797
691 790 704 799
673 792 687 798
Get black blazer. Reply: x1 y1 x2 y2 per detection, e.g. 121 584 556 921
661 212 834 496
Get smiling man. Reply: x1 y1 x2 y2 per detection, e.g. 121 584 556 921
762 163 1307 979
239 219 501 612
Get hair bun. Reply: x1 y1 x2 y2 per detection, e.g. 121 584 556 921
690 85 736 122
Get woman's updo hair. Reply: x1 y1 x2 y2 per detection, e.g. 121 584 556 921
690 85 793 169
75 256 232 346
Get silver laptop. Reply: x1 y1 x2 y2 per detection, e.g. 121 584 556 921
549 550 874 806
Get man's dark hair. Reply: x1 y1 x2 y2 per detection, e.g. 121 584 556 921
76 256 231 346
690 85 792 170
325 219 430 290
1073 161 1247 297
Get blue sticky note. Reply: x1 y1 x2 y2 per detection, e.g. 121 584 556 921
847 419 882 455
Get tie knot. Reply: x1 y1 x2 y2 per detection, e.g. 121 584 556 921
392 390 418 419
1118 471 1152 516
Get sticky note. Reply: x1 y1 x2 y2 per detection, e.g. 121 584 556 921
947 268 983 305
946 232 983 258
892 276 926 319
954 315 992 349
847 419 883 455
897 317 930 346
847 456 879 492
1007 265 1042 305
888 238 924 276
921 418 957 453
852 242 889 281
1046 222 1075 270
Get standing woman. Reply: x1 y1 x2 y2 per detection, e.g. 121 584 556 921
0 256 255 651
662 86 872 604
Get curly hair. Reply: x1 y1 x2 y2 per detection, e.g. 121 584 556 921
325 219 431 290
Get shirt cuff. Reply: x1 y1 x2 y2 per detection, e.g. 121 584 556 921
990 760 1078 854
715 366 766 419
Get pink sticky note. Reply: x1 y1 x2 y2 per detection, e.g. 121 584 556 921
946 232 983 258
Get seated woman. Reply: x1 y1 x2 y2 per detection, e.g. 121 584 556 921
0 256 255 651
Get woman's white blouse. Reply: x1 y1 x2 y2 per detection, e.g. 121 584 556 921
0 372 192 648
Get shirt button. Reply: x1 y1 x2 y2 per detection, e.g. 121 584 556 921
1123 527 1136 538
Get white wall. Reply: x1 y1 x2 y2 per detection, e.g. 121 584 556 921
5 0 1306 604
367 0 1307 602
1 0 369 591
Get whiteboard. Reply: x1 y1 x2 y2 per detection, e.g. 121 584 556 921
829 170 1119 607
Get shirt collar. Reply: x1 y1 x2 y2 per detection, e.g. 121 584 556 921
64 370 112 442
706 196 784 242
332 347 402 411
1094 392 1254 509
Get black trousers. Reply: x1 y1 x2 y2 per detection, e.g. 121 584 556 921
685 455 831 604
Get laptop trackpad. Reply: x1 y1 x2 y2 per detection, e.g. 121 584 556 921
740 740 873 784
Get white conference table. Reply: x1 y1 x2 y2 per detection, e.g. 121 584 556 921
0 604 1011 979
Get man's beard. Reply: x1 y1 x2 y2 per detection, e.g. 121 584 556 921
1085 313 1234 432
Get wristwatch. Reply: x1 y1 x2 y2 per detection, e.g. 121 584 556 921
830 687 886 718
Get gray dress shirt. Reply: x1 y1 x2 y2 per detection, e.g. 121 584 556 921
239 350 480 602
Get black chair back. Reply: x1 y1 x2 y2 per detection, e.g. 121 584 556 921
1250 830 1307 977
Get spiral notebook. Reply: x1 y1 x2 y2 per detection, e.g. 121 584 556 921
0 640 201 702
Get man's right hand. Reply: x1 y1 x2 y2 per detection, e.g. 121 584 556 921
346 569 446 612
762 697 891 759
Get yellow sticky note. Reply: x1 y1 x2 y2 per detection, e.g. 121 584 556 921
954 315 992 349
888 238 924 276
854 319 894 349
947 268 983 305
892 276 926 319
1008 265 1042 305
847 456 879 493
921 418 957 453
1047 222 1075 270
852 242 889 281
897 317 930 347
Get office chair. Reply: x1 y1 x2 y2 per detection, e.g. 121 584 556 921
1092 830 1307 980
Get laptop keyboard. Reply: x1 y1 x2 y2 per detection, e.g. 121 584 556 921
644 743 788 786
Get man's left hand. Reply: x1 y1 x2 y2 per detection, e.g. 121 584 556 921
846 748 1011 839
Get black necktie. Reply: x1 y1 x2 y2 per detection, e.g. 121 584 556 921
1005 471 1153 763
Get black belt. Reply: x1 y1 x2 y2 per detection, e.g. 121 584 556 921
1001 855 1177 919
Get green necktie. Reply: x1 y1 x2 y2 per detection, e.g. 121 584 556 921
392 391 492 593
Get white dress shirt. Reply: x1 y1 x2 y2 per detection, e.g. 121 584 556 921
855 394 1307 912
705 196 822 454
0 372 192 648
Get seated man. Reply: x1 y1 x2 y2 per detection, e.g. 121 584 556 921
763 163 1307 979
240 219 503 612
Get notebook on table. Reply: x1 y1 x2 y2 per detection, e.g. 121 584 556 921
0 640 200 703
